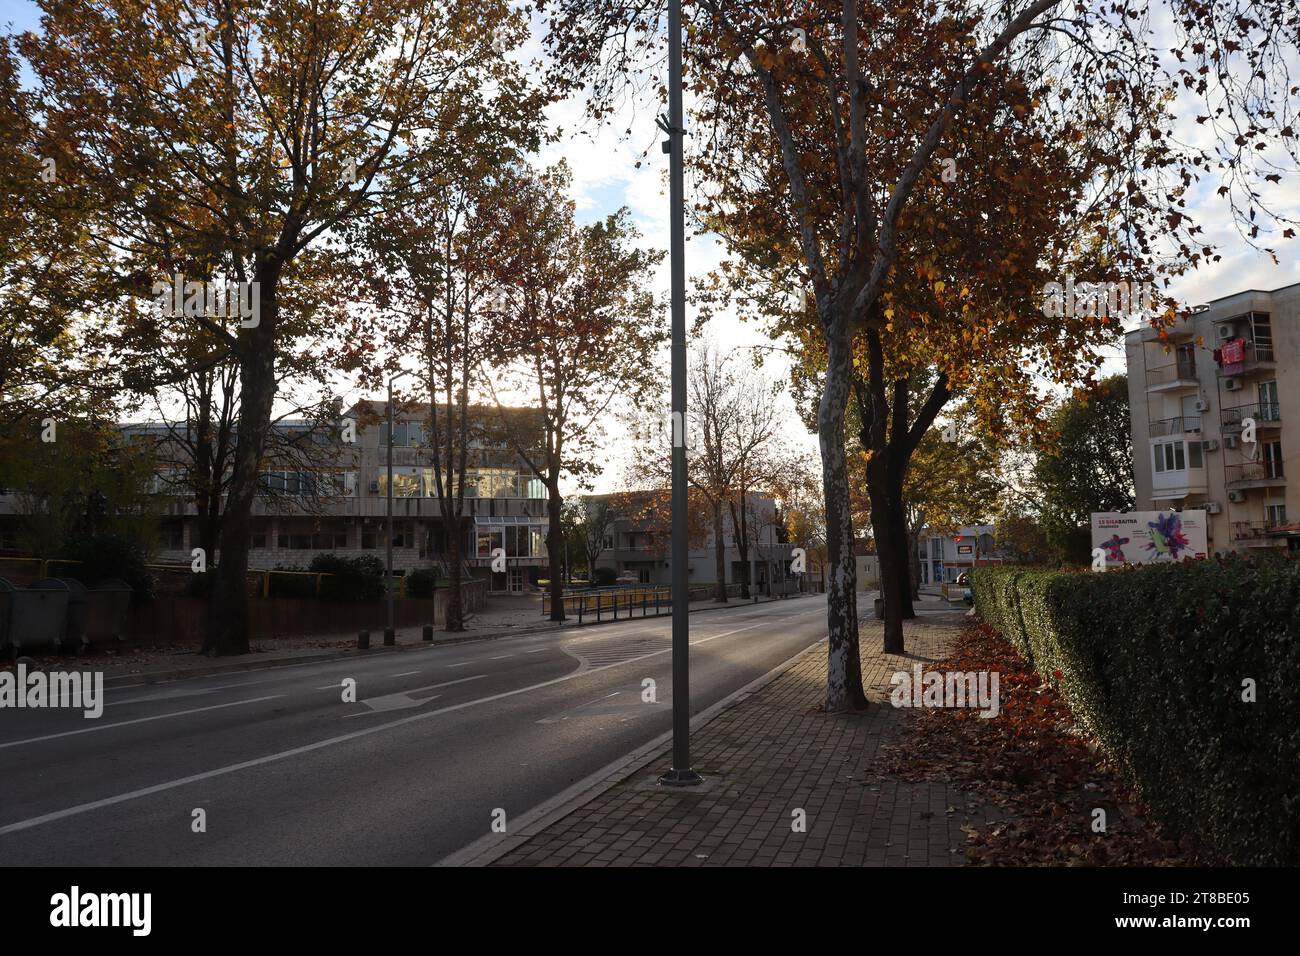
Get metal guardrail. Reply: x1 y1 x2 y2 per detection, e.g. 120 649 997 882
1149 415 1201 436
1221 402 1282 428
1146 362 1198 386
1225 461 1285 484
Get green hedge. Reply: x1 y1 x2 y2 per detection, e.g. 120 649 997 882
972 558 1300 865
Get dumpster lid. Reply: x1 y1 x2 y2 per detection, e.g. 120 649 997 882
29 577 71 591
56 577 89 594
93 578 133 592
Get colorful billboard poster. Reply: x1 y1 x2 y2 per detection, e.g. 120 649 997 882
1090 511 1209 565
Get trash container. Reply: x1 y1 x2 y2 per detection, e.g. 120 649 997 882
10 578 70 655
57 577 89 652
87 578 133 644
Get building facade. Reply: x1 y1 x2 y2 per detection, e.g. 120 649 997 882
0 400 553 591
1125 283 1300 553
915 526 1000 584
587 491 795 592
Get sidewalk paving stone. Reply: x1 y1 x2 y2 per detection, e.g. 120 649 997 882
492 596 1008 867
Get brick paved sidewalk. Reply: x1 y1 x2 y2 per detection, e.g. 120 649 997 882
490 607 1005 866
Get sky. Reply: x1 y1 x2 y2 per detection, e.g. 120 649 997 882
6 0 1299 496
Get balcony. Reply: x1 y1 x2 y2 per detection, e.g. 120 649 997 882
1145 362 1199 392
1230 520 1287 547
1224 461 1286 489
1216 341 1275 378
1149 415 1201 437
1152 467 1208 500
1220 402 1282 432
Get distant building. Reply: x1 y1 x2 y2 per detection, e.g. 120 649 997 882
585 491 795 593
1125 283 1299 552
0 400 551 592
916 525 1000 584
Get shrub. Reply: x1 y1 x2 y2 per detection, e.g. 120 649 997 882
59 533 155 604
592 566 618 587
406 567 439 598
307 553 385 601
972 558 1300 865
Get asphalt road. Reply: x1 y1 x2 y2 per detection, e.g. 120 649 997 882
0 596 828 865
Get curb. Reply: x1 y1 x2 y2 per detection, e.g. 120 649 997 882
433 632 828 867
100 593 815 687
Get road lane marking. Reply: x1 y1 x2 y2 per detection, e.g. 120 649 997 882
488 655 512 660
0 614 823 836
0 696 285 751
388 671 421 677
446 661 475 668
523 648 549 654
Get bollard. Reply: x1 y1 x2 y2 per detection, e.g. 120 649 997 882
358 629 370 650
422 624 433 642
383 626 395 646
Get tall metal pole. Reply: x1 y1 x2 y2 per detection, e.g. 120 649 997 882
385 378 396 644
659 0 702 787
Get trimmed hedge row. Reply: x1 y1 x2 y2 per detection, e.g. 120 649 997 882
972 558 1300 865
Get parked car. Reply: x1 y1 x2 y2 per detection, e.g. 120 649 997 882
614 571 640 586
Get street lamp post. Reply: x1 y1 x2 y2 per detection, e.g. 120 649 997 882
658 0 702 788
385 371 413 645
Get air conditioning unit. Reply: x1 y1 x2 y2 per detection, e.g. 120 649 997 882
1228 490 1247 503
1224 435 1239 449
1216 323 1236 340
368 480 380 493
1224 378 1242 391
1205 501 1222 514
1203 439 1220 452
1194 399 1211 412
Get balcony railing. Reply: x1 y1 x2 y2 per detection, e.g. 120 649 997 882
1146 362 1198 387
1149 415 1201 437
1231 520 1286 541
1225 461 1285 485
1221 402 1282 430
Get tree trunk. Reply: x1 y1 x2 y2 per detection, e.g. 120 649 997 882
866 461 906 655
202 274 278 656
888 489 916 619
908 526 924 600
820 332 869 712
731 499 750 599
712 500 727 602
547 482 565 622
444 515 464 631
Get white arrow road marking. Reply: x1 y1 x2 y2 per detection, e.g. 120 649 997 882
347 674 487 716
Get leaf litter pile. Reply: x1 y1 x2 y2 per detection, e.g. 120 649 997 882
879 621 1205 865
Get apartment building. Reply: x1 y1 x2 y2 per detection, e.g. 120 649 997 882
5 400 552 591
586 491 796 592
1125 282 1300 552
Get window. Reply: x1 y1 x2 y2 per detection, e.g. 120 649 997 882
1154 441 1186 473
1175 343 1196 379
1266 503 1287 527
1188 441 1203 469
1259 381 1280 421
0 526 16 551
376 473 420 497
362 532 377 550
1264 440 1284 479
252 533 267 550
159 522 184 550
